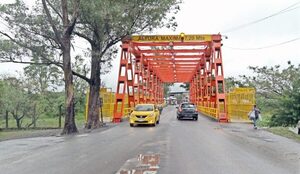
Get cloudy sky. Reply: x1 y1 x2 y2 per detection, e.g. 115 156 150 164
104 0 300 91
0 0 299 91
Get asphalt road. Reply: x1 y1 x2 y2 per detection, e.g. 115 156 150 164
0 106 299 174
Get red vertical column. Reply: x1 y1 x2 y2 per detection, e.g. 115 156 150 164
113 43 129 123
153 74 158 104
139 55 145 103
127 51 135 108
212 34 227 122
133 57 141 104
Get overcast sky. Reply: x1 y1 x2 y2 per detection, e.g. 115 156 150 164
0 0 299 92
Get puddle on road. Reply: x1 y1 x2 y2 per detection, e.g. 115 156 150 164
263 138 275 142
116 153 160 174
231 129 241 133
15 143 27 146
76 134 89 137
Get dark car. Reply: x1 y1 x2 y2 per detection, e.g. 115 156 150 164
176 102 198 121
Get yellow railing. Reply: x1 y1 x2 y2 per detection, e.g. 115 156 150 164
85 88 129 122
85 87 256 123
226 88 255 122
123 108 132 118
197 88 255 122
198 106 218 119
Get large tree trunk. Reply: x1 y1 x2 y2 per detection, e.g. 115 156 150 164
61 0 78 134
5 110 9 129
61 39 78 134
16 118 21 129
86 43 101 129
12 110 22 129
32 103 37 128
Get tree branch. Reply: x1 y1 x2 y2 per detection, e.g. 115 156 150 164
64 0 80 36
74 31 93 44
0 59 54 66
0 30 63 67
45 0 63 20
72 70 91 84
100 39 121 57
1 30 90 85
42 0 63 46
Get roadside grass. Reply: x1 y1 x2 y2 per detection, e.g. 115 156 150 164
0 116 87 141
256 114 300 142
1 115 86 129
267 127 300 142
0 129 49 141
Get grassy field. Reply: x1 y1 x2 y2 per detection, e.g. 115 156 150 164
0 116 86 141
0 116 86 129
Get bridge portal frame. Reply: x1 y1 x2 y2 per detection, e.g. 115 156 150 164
113 33 228 122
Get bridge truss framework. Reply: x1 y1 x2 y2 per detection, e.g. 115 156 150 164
113 33 228 122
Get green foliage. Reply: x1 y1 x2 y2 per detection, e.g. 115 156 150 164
76 0 182 76
269 78 300 126
225 77 245 92
0 0 66 79
24 63 63 93
164 83 173 97
240 62 300 127
0 74 66 128
79 0 181 35
0 77 32 128
179 83 189 91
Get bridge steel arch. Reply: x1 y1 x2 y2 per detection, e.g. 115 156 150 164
113 34 228 123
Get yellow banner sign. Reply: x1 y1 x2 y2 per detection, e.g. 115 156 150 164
131 34 212 42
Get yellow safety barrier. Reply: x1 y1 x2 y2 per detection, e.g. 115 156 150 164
198 106 218 119
85 88 129 122
226 87 255 122
123 108 132 118
100 88 115 120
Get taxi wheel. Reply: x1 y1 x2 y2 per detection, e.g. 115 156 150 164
156 119 160 124
130 123 134 127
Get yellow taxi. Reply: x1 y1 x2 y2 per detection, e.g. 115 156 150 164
129 104 160 127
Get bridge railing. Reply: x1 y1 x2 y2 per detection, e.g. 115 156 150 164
197 88 255 122
85 88 130 122
226 88 255 122
85 87 255 123
198 106 218 119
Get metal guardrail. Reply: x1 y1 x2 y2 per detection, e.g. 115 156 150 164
198 106 218 119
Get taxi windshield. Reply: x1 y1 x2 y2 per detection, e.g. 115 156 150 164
135 105 154 111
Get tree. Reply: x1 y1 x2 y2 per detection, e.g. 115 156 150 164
179 83 190 91
0 0 81 134
23 63 64 128
240 62 300 126
41 0 80 134
1 76 31 129
0 0 182 130
164 83 174 98
23 62 63 93
72 55 89 115
224 77 245 92
76 0 181 128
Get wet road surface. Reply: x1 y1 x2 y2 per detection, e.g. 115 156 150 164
0 106 299 174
